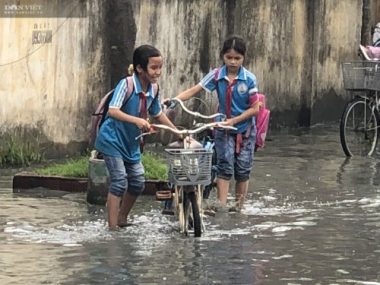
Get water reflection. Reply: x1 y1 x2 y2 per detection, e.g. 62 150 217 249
1 125 380 284
337 157 380 186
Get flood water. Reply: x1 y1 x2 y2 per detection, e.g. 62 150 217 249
1 125 380 285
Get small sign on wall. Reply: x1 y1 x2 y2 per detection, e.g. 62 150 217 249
32 30 52 44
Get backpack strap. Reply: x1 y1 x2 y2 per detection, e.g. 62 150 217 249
122 76 134 107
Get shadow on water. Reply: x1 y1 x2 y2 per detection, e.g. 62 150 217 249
0 124 379 284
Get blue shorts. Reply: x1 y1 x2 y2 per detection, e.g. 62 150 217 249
214 127 255 182
103 155 145 197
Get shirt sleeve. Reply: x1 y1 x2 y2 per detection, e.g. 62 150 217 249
248 75 258 95
248 75 259 106
109 78 128 108
199 69 218 93
249 93 259 107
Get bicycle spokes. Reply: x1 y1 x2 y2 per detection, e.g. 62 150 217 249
340 97 378 157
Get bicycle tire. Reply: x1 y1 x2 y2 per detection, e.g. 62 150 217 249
183 191 202 237
340 96 379 157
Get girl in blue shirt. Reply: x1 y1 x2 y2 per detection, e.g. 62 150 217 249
173 36 260 212
96 45 177 230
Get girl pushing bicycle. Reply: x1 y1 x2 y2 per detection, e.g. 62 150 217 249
168 36 261 212
95 45 178 230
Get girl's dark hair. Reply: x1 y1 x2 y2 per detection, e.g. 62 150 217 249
220 35 246 59
133 45 161 73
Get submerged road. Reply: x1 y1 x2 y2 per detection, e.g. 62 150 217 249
0 124 379 284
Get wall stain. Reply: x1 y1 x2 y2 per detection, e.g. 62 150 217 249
1 0 379 158
108 0 137 87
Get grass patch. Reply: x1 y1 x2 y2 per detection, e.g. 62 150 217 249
35 156 88 178
35 152 168 180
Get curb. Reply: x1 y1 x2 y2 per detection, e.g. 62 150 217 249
12 171 169 196
13 172 88 193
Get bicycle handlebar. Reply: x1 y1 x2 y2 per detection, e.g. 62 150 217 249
165 98 226 121
136 123 236 140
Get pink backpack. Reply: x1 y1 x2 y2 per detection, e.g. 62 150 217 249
250 93 270 149
213 68 270 150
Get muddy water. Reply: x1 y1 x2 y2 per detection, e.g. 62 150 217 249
1 125 379 284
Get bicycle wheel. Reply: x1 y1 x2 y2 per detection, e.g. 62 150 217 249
183 190 201 237
340 96 379 157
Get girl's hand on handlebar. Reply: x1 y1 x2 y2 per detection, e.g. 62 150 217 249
220 118 235 127
135 118 151 132
162 98 177 109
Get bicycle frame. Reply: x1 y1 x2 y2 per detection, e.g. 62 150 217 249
139 98 236 237
356 91 380 131
160 127 228 237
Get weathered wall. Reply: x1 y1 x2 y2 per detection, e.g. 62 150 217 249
0 0 108 156
125 0 369 127
1 0 379 157
233 0 315 127
130 0 228 129
310 0 363 124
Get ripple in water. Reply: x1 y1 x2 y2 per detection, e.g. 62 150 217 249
4 220 112 246
4 208 178 247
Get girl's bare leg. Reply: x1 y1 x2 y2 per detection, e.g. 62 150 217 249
118 192 138 226
217 178 230 205
107 192 121 230
235 180 249 209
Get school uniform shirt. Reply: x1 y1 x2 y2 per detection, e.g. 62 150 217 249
199 65 258 134
95 74 162 163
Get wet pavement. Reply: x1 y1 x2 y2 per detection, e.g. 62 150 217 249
0 124 379 284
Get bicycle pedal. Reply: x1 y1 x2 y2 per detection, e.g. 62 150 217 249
156 190 172 201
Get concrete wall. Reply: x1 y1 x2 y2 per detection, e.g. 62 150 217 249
1 0 379 157
124 0 367 127
310 0 363 125
0 0 108 156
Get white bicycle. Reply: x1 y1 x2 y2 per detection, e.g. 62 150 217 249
138 98 236 237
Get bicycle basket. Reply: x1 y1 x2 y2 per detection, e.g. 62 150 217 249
365 62 380 91
165 148 213 186
341 61 378 90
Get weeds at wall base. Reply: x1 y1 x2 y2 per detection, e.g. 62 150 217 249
0 137 44 167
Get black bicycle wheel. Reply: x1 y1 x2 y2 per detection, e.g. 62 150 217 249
340 96 379 157
183 191 201 237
